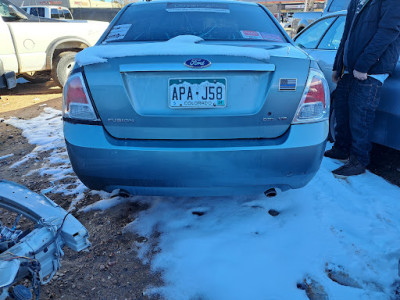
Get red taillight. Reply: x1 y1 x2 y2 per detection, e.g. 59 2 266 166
292 69 330 124
63 73 99 121
304 77 326 108
66 76 89 111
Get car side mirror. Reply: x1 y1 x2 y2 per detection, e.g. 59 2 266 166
8 5 28 20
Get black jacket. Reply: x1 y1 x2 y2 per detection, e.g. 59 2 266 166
333 0 400 75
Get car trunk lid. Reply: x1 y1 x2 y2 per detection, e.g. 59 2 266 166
82 42 310 140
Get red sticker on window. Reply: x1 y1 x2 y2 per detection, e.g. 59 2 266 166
240 30 263 39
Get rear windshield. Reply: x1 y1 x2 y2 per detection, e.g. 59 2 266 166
30 7 45 17
104 2 286 43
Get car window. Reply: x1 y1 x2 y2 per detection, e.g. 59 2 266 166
58 9 65 19
106 2 287 43
294 17 335 49
0 1 11 17
318 16 345 50
63 9 72 19
51 8 59 18
30 7 45 17
0 0 31 21
327 0 350 13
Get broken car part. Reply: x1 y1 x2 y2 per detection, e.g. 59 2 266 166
0 180 90 298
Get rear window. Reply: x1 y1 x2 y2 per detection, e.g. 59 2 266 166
63 9 72 19
51 8 59 18
104 2 286 43
30 7 45 17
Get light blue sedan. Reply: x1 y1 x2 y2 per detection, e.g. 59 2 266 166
294 11 400 151
63 0 330 196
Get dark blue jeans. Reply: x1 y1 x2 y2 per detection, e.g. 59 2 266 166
333 74 382 166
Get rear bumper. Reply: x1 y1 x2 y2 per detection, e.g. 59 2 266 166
64 121 328 196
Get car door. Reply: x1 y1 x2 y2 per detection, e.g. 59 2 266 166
0 2 18 73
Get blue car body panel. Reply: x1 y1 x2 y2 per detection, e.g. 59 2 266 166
83 45 310 140
65 121 328 196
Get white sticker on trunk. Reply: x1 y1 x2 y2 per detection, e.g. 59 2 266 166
105 24 132 42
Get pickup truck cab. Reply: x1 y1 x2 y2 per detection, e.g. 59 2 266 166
0 0 108 86
21 5 73 20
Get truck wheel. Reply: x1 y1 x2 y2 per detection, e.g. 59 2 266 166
52 51 76 87
21 71 51 84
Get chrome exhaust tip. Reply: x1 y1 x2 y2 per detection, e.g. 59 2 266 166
264 188 277 198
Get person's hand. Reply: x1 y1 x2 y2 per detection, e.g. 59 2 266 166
353 70 368 80
332 71 339 83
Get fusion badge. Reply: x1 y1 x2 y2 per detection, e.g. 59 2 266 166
184 58 212 69
279 78 297 91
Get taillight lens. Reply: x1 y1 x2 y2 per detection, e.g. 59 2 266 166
63 72 99 121
292 68 330 124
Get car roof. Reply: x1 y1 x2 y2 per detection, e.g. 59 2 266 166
21 5 70 9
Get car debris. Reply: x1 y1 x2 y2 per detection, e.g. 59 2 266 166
0 180 90 299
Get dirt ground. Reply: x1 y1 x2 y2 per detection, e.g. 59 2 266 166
1 81 399 300
0 81 162 300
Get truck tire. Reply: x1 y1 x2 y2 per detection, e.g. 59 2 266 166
52 51 76 87
21 71 51 84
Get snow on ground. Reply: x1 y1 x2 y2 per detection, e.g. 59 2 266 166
6 108 400 299
0 153 14 161
5 107 89 209
127 164 400 300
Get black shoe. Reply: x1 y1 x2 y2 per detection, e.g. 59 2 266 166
332 158 366 178
324 147 349 160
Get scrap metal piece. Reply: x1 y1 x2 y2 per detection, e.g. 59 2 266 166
0 180 90 290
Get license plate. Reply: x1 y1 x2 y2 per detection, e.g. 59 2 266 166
169 78 226 108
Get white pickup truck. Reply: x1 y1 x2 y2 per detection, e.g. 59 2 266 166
0 0 108 87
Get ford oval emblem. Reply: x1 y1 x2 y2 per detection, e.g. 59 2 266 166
184 58 212 69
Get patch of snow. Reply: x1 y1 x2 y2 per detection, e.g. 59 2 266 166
16 78 29 84
75 35 270 66
125 159 400 299
5 108 90 210
0 153 14 160
80 194 136 213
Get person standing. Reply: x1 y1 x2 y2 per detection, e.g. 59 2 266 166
324 0 400 177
